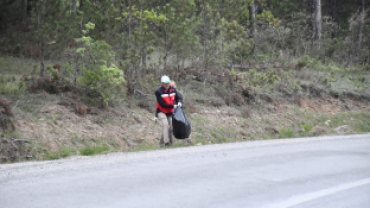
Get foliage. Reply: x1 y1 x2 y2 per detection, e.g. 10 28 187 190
76 23 126 106
0 0 370 163
80 144 110 156
280 127 294 138
26 0 81 75
257 11 281 26
303 124 313 132
0 82 26 95
297 55 311 69
250 70 278 86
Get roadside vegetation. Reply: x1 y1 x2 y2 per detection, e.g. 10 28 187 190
0 0 369 163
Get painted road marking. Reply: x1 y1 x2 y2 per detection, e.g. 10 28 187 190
265 178 370 208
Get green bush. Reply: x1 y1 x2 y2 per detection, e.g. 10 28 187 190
76 22 127 106
80 144 110 156
0 83 25 95
297 55 310 69
303 124 313 132
280 127 294 138
79 63 126 106
44 152 59 160
59 148 71 158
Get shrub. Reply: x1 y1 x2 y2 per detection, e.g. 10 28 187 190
44 152 59 160
80 144 110 156
358 76 365 83
234 93 245 106
241 108 251 119
297 55 310 69
363 64 370 71
79 63 126 106
76 23 126 106
59 148 71 158
280 127 294 138
303 124 313 132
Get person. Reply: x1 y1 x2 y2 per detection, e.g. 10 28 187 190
155 75 182 147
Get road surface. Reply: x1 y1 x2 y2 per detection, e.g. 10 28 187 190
1 134 370 208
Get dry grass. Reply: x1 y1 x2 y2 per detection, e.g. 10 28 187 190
1 56 370 163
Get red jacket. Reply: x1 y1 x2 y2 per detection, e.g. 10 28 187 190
155 86 182 115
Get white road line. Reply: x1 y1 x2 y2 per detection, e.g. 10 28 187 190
265 178 370 208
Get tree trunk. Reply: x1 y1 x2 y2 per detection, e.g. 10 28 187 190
203 0 208 73
74 55 80 86
357 0 365 57
141 45 147 69
72 0 77 11
39 46 45 77
126 0 132 51
163 0 168 71
249 1 256 39
164 19 168 70
312 0 322 40
79 0 83 9
125 0 133 75
26 0 33 17
331 0 339 37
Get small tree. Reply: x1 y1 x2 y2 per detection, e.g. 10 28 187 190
115 7 166 94
158 2 200 72
28 0 78 76
76 22 126 107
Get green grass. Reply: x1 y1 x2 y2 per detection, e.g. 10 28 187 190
194 136 204 145
44 152 60 160
352 113 370 133
329 114 346 127
80 144 110 156
357 122 370 133
134 142 158 151
190 115 210 124
0 82 25 95
215 136 227 143
196 126 204 132
1 55 369 163
42 147 72 160
303 124 313 132
50 128 57 133
280 127 294 138
59 148 71 158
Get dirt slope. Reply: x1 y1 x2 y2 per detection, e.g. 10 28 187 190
1 90 369 163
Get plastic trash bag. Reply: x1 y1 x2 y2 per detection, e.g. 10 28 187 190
172 107 191 139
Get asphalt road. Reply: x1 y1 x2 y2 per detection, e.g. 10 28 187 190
1 134 370 208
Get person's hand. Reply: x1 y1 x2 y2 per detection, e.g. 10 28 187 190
177 102 182 107
174 104 178 109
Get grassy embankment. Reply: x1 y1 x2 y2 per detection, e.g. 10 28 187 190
0 56 369 162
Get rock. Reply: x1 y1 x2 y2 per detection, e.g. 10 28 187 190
75 104 89 116
57 100 72 107
0 99 14 116
0 114 15 132
334 125 351 134
265 126 280 134
309 126 327 136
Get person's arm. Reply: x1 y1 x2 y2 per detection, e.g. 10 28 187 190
175 90 183 104
155 90 174 108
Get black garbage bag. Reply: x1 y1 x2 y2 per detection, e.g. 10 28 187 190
172 107 191 139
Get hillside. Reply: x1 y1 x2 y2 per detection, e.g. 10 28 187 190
1 56 369 163
1 1 370 163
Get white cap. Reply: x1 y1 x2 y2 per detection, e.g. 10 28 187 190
161 75 171 84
